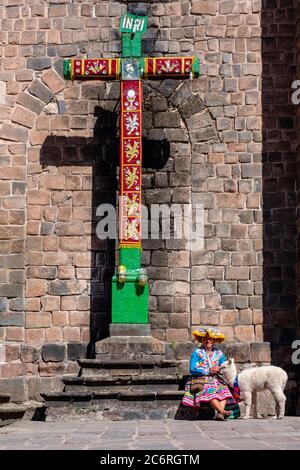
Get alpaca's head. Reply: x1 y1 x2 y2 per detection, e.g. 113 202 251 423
219 358 237 380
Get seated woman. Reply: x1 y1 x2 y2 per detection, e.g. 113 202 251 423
182 327 235 420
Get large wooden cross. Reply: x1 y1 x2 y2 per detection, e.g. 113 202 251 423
64 12 199 327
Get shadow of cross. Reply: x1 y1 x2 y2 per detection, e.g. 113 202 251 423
39 103 170 357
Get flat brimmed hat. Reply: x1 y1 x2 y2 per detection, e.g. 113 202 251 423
192 326 225 343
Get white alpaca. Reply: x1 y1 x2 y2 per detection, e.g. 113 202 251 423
220 358 288 419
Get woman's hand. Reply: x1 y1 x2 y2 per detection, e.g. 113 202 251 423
211 366 219 375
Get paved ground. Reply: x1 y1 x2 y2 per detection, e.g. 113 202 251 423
0 418 300 450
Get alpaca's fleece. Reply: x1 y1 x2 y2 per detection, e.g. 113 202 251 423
220 359 288 419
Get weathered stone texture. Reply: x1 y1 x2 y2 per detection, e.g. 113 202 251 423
0 0 297 406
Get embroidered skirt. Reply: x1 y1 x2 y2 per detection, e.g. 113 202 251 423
182 375 234 408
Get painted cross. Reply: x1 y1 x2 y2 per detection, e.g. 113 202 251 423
63 13 199 326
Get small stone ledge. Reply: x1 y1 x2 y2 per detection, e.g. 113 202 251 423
78 358 178 368
168 340 271 364
62 374 178 386
95 335 166 358
42 390 184 404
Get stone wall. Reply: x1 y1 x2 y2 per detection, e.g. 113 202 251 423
0 0 298 409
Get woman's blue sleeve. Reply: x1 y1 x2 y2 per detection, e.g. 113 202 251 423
219 352 227 366
189 350 209 376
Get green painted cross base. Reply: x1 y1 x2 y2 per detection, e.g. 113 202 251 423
111 274 148 324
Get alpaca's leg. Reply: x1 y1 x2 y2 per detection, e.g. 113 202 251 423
252 391 258 418
270 388 286 419
275 402 280 419
243 391 252 419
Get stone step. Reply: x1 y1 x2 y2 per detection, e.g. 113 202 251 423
0 394 10 404
94 354 167 362
43 390 184 403
0 404 27 426
63 374 180 392
78 358 178 367
41 390 186 420
78 359 179 377
95 336 166 360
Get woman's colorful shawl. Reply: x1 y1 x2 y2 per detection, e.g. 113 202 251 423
190 347 226 376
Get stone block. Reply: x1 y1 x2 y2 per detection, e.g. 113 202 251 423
250 342 271 363
190 127 217 142
110 324 151 337
20 345 40 363
27 267 56 280
0 377 27 402
0 284 23 298
49 280 86 296
186 109 213 131
29 80 53 104
67 342 88 361
225 267 249 280
205 92 228 106
0 298 7 312
42 343 66 362
27 57 52 71
180 96 205 119
169 313 189 329
225 342 250 362
173 342 195 360
26 312 51 328
9 298 24 311
26 279 47 297
12 106 35 128
234 325 255 342
170 82 192 107
55 222 84 236
0 312 24 327
191 0 217 15
215 281 237 295
5 344 20 362
154 111 182 128
0 123 28 143
16 92 44 114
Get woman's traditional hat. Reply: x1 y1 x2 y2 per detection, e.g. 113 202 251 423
192 326 225 343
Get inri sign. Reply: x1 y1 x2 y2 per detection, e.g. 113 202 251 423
120 13 148 34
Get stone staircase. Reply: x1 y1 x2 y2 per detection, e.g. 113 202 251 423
42 358 189 421
41 336 278 421
42 327 195 420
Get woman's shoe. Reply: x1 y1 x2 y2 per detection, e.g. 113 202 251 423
214 412 225 421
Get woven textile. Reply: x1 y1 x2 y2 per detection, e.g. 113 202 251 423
182 375 234 408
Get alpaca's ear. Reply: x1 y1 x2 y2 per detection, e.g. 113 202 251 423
231 357 235 364
228 358 232 365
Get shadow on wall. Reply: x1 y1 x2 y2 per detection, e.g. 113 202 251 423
262 0 299 413
40 105 170 358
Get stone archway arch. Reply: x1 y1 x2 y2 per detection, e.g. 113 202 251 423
20 67 220 344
